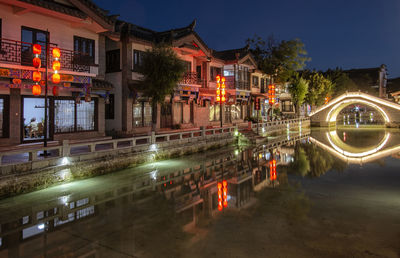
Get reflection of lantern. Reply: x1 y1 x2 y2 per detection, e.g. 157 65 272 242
40 80 45 86
32 71 41 82
222 180 228 208
269 159 277 181
52 73 60 84
52 60 60 71
52 48 61 59
32 84 41 96
33 57 41 68
52 86 59 96
217 182 223 211
33 44 41 55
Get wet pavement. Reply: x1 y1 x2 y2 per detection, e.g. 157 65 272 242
0 128 399 257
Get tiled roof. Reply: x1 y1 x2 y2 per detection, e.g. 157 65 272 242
78 0 116 25
17 0 116 25
17 0 86 18
213 45 250 61
116 19 210 52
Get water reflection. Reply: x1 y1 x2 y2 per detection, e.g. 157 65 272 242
1 128 400 257
310 128 400 164
0 133 308 257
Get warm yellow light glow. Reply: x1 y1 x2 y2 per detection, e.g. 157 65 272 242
310 136 400 164
325 98 390 123
326 131 390 157
310 92 400 123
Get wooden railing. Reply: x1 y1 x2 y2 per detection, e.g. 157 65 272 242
0 126 237 166
180 72 202 85
0 37 92 73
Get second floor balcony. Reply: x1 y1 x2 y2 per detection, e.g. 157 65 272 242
0 38 93 74
180 72 203 86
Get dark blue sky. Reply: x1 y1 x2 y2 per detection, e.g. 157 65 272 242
95 0 400 78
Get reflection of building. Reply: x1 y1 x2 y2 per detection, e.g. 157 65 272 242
0 133 310 255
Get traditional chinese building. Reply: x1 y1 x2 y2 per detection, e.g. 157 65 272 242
104 20 228 135
213 46 258 125
0 0 115 146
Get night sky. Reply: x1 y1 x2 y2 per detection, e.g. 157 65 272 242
95 0 400 78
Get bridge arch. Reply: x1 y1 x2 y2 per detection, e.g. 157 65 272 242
326 99 389 123
310 92 400 126
326 130 390 157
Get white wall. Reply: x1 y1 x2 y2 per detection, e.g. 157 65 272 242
0 4 100 69
105 72 122 131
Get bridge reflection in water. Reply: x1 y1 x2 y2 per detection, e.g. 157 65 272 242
0 131 309 257
310 128 400 164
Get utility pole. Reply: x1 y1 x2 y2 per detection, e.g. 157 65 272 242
43 30 49 154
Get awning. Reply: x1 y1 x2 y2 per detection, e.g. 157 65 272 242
251 93 269 99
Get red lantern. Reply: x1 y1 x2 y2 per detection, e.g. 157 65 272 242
52 86 59 96
40 80 46 86
52 73 60 84
12 78 21 84
32 71 41 82
32 84 41 96
52 60 60 71
32 57 41 68
85 94 91 102
33 44 41 55
52 48 61 59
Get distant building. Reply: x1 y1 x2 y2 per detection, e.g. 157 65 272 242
344 64 387 98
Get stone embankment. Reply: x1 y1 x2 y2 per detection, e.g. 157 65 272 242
0 118 310 198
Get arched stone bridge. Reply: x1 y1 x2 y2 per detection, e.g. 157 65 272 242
309 92 400 127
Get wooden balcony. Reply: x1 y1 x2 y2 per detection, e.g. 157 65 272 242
0 37 92 73
180 72 202 86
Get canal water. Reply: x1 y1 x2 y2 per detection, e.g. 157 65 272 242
0 128 399 258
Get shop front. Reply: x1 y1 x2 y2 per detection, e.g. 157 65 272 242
0 67 106 145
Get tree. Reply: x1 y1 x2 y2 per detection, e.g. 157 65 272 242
304 71 334 107
289 146 310 177
139 45 186 131
247 35 311 83
324 68 357 97
288 73 309 116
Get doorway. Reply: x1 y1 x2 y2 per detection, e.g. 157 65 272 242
22 97 51 143
160 103 172 128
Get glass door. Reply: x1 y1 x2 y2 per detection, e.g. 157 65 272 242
22 97 51 143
